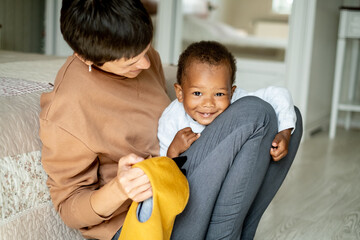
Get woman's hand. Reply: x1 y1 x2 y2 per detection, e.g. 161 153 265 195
116 153 153 202
167 127 200 158
270 128 292 161
90 153 152 217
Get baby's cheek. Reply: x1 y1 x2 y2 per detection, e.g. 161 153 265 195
221 102 232 112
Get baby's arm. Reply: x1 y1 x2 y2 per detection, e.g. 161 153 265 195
157 100 192 157
167 127 200 158
233 87 296 161
253 86 296 161
247 86 296 133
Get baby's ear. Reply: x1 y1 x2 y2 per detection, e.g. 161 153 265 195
231 85 237 97
174 83 184 102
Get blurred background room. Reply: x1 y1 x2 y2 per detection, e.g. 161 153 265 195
1 0 358 138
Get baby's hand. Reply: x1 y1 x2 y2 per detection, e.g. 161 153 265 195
167 127 200 158
270 128 292 161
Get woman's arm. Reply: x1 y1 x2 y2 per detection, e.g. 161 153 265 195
40 120 104 228
40 121 150 228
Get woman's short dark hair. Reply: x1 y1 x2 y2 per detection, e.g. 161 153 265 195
177 41 237 85
61 0 153 66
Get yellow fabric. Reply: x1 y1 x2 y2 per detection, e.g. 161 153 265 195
119 157 189 240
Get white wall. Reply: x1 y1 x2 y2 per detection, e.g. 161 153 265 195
0 0 45 53
305 0 342 134
44 0 72 56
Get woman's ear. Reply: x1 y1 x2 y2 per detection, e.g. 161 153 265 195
174 83 184 102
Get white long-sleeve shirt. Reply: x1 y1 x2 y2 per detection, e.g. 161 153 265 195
157 86 297 156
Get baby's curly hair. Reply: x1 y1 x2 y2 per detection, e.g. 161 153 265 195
177 41 236 85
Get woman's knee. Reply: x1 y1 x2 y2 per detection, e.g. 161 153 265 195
227 96 277 126
294 106 303 133
290 106 303 145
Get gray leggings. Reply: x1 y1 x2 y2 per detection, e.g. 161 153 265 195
170 96 303 240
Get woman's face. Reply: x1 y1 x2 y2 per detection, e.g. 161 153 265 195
98 44 151 78
175 61 236 126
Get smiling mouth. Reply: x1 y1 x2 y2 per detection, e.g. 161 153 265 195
199 112 215 118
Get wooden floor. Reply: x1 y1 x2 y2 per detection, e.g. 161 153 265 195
255 127 360 240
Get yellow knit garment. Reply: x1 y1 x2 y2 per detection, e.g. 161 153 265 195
119 157 189 240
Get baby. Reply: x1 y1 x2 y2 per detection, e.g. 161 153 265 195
139 40 297 223
158 40 296 160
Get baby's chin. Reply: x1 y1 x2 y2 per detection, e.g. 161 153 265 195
194 118 215 126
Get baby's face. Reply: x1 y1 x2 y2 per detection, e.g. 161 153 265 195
175 62 235 126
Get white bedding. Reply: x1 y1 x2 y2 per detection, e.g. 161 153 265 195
182 15 287 50
0 51 85 239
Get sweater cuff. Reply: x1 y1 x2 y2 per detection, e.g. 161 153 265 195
71 190 113 227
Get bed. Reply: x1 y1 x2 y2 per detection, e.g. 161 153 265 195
0 50 177 239
0 50 86 239
182 15 288 50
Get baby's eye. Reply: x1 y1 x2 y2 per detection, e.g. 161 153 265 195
215 93 225 96
193 92 202 96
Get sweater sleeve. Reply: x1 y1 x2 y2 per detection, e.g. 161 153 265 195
232 86 297 133
39 119 115 229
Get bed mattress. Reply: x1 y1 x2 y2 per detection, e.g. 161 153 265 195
0 51 84 239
